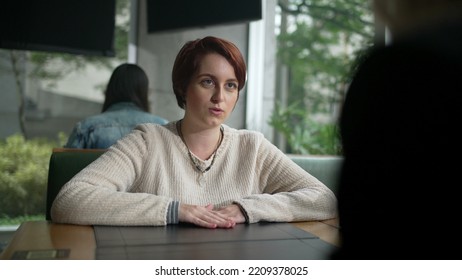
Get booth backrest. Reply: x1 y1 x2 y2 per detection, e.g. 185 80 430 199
46 148 106 220
287 154 343 195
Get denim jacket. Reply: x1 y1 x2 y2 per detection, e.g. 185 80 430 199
65 102 168 149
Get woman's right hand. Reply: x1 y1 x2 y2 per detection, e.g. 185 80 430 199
179 203 236 229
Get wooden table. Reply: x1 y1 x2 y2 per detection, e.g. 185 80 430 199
293 218 341 247
0 219 340 260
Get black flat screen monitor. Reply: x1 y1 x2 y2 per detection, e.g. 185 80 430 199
0 0 116 56
147 0 262 33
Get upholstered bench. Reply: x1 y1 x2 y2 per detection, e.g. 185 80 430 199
46 148 106 220
287 154 343 195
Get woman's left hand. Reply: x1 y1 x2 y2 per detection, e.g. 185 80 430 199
214 204 246 224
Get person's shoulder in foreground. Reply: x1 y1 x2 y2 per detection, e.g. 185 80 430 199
332 0 462 260
52 36 337 229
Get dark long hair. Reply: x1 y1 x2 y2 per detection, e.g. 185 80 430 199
102 63 150 112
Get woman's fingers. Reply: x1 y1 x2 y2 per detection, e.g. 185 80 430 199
179 203 236 228
215 204 246 223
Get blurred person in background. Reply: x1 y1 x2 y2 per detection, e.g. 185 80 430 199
65 63 168 149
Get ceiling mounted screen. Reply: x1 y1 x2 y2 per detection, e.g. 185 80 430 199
147 0 262 33
0 0 116 56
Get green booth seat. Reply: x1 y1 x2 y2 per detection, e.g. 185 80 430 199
46 148 106 220
287 154 343 195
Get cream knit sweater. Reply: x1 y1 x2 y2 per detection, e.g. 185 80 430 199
51 122 337 226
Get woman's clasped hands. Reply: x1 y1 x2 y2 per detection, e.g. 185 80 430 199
179 203 246 229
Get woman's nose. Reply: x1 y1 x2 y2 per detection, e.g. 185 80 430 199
211 86 224 102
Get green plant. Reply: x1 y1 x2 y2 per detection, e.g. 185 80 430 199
0 133 66 218
0 214 45 226
272 1 373 156
269 101 342 155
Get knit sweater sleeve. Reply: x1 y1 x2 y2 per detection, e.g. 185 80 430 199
233 136 338 223
50 125 172 226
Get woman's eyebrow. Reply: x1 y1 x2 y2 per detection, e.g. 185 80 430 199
196 73 237 82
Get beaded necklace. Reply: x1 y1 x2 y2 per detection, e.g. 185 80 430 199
176 120 223 173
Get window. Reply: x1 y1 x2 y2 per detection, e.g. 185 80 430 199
0 0 130 224
271 0 374 155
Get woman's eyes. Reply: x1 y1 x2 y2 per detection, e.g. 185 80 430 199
200 79 214 87
225 82 238 90
200 79 238 91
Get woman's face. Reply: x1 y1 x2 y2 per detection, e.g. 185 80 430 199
184 52 239 128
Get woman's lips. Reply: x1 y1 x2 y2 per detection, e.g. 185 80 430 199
209 107 223 116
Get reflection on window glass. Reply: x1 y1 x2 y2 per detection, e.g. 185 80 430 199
0 0 130 224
